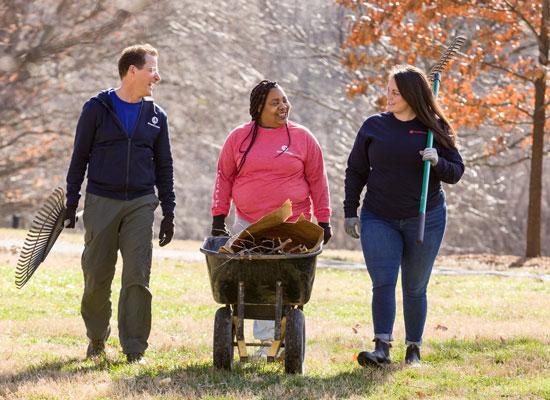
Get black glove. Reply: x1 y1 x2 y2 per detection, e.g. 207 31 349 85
64 206 77 229
211 215 230 236
318 222 332 245
159 214 174 247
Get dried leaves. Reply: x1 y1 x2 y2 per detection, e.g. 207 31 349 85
230 236 311 256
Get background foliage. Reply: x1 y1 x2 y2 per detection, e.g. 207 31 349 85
0 0 548 255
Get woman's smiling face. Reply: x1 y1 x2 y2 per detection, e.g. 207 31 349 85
259 87 291 128
386 77 413 119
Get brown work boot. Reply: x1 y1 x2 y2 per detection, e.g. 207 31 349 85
86 339 106 359
85 326 110 360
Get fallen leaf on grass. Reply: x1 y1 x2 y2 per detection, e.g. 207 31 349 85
155 377 172 386
249 374 264 383
435 324 448 331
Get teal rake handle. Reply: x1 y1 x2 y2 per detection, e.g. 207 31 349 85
416 35 466 244
416 72 440 244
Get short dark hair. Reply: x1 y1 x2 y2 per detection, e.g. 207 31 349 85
118 44 158 79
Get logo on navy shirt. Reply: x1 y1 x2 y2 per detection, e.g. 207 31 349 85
148 116 160 129
409 129 427 135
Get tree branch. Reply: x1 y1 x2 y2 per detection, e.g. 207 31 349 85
481 60 533 83
503 0 541 43
0 130 62 150
290 89 357 124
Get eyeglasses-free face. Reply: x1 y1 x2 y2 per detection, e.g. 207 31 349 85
259 87 291 128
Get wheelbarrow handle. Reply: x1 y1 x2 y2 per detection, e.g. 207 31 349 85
416 73 440 244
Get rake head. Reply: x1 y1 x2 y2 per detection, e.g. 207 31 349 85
429 35 467 81
15 187 67 289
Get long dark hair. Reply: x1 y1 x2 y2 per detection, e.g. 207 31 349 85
390 65 457 149
236 80 291 173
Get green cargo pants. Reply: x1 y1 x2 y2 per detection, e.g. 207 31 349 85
81 193 159 355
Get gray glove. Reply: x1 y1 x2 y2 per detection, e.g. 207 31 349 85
344 217 360 239
419 147 439 166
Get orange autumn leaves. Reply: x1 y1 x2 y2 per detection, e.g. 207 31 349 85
336 0 549 157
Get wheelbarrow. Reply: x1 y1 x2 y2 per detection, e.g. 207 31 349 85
200 236 321 374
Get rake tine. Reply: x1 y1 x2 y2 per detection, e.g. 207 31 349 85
15 186 68 288
429 35 467 81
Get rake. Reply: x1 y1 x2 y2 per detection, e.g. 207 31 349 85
417 35 466 244
15 187 75 288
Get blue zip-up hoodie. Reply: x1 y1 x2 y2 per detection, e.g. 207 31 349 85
66 90 176 216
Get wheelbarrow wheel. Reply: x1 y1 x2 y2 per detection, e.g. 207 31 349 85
284 308 305 374
213 306 234 370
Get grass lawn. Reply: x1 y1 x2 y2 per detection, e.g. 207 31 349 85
0 233 548 399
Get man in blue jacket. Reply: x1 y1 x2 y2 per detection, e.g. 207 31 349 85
64 44 176 363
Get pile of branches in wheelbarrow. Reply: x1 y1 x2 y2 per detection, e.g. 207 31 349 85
231 234 311 255
219 200 324 257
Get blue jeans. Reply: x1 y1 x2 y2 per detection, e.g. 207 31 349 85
360 203 446 346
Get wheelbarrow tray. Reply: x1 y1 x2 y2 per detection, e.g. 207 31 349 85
200 236 320 306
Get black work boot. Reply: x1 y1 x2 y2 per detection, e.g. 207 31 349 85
405 344 421 366
357 339 391 367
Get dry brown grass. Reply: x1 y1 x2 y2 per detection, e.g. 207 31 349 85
0 229 548 399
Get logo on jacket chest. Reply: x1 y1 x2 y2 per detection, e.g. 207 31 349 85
147 116 160 129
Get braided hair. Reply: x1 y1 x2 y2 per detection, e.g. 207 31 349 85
237 80 292 173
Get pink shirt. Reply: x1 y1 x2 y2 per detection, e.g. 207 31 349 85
212 120 331 223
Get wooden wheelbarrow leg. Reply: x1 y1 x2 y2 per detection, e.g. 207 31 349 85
236 281 248 361
267 281 284 362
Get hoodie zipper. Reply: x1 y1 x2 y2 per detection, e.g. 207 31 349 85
125 103 143 199
96 96 143 200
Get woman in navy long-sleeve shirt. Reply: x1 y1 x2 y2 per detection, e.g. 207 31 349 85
343 65 464 367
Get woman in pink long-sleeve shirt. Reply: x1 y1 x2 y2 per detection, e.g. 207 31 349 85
209 80 332 351
210 80 332 242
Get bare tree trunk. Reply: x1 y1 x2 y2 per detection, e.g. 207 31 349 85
525 0 549 257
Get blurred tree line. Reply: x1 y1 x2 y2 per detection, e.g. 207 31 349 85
0 0 548 256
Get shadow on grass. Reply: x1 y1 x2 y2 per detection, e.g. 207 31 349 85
0 355 397 399
2 338 547 398
0 355 133 395
116 360 400 399
0 356 126 382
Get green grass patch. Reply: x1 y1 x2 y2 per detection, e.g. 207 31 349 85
0 253 548 399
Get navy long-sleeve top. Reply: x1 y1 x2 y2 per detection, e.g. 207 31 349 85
344 112 464 219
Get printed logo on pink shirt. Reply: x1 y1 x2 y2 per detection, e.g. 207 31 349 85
277 145 295 156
